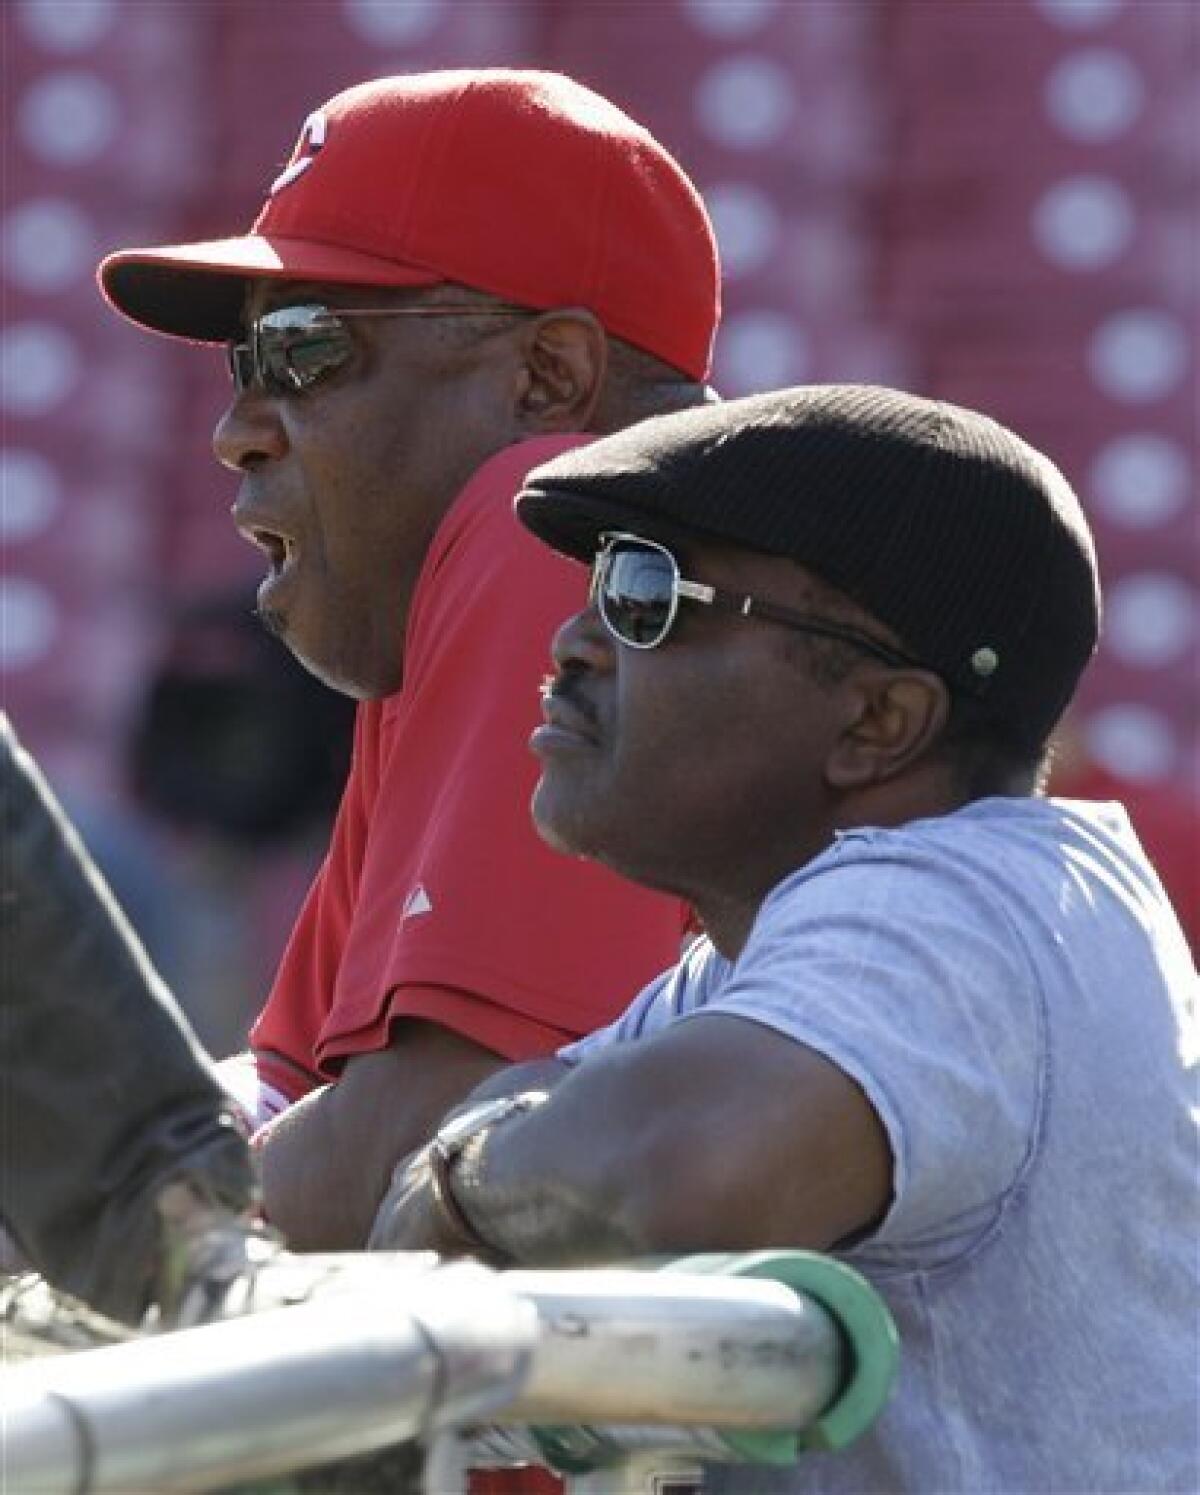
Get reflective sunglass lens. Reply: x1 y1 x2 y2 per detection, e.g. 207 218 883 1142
257 309 354 394
227 307 356 395
227 343 255 392
599 544 676 647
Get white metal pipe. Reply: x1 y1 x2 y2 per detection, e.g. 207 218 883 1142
503 1269 842 1429
2 1261 846 1494
3 1263 534 1494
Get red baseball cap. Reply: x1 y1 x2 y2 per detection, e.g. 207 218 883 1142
98 70 720 380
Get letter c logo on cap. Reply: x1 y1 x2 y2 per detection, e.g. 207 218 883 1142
270 110 327 195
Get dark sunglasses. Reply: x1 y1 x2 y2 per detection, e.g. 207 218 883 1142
590 532 928 668
227 301 529 396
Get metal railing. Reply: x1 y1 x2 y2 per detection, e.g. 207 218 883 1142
3 1250 897 1494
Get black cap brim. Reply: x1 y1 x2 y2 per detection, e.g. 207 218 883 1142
516 487 704 563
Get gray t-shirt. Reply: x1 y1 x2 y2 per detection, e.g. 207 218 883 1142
562 797 1198 1493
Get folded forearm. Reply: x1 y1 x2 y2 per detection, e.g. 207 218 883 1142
255 1083 388 1250
448 1074 656 1264
386 1016 892 1267
257 1023 507 1251
453 1159 648 1264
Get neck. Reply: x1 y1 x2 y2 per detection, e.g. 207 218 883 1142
696 776 983 958
683 817 842 961
591 375 710 434
693 890 765 961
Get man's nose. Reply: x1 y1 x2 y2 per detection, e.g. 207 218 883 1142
550 602 615 674
212 388 289 471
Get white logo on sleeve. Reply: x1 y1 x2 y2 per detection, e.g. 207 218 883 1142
401 884 434 921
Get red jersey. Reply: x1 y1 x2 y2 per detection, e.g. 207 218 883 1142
249 436 688 1100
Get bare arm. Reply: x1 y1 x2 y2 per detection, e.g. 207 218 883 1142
256 1019 508 1250
370 1014 892 1263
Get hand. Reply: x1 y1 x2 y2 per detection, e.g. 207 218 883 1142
254 1023 507 1251
216 1054 297 1136
367 1149 449 1254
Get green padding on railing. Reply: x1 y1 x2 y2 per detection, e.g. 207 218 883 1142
530 1251 898 1473
659 1250 898 1463
528 1425 625 1477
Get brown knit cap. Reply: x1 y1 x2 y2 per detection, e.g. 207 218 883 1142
516 384 1101 748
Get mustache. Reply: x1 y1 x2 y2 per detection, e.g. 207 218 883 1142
540 671 600 728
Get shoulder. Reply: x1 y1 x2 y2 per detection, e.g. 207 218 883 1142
562 934 728 1060
764 796 1148 923
726 811 1059 1253
431 435 595 560
398 436 596 689
405 436 597 652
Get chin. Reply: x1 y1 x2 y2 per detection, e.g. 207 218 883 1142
531 786 600 861
304 656 385 701
277 623 399 701
533 798 652 888
532 809 587 860
255 600 290 645
267 635 366 702
535 793 689 898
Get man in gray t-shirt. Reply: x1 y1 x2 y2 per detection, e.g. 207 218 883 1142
373 385 1198 1492
566 796 1197 1492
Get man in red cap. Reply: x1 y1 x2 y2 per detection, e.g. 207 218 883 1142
99 70 721 1251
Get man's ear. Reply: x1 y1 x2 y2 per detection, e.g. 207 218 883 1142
826 671 951 790
514 308 608 432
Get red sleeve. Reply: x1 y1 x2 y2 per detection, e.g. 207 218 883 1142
252 437 687 1083
248 702 383 1102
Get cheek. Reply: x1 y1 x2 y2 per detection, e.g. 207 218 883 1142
614 661 806 821
616 660 740 770
307 431 414 586
377 369 505 499
530 779 582 856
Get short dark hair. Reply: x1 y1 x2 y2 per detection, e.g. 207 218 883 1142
426 288 710 429
937 694 1050 798
593 338 711 432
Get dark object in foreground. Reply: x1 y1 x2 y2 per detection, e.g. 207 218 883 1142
0 713 255 1324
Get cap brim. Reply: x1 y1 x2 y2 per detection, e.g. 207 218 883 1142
516 487 701 563
98 234 443 342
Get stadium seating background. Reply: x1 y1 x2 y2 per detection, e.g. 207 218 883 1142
4 0 1196 1037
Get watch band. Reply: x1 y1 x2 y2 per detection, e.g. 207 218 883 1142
427 1134 503 1261
425 1090 548 1263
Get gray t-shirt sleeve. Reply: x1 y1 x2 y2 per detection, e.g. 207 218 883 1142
686 832 1046 1256
559 934 732 1064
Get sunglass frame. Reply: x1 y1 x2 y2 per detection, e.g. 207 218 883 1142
226 302 530 396
591 531 930 672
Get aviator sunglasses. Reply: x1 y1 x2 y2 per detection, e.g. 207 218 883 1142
227 301 529 396
590 532 928 668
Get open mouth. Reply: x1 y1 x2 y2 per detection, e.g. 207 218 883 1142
248 528 295 574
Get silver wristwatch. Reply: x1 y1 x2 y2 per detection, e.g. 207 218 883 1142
427 1091 547 1259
